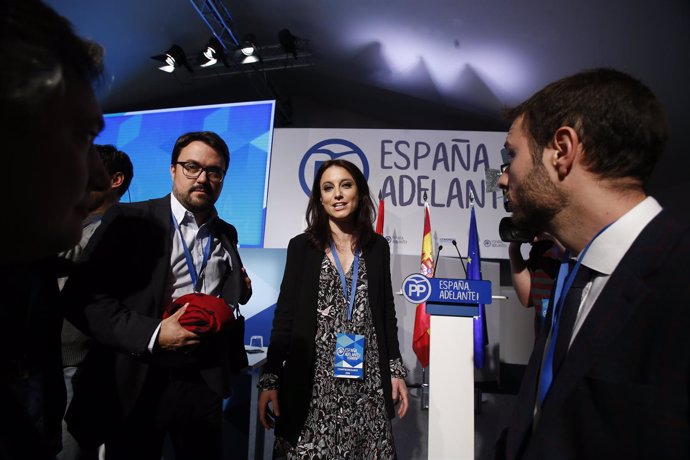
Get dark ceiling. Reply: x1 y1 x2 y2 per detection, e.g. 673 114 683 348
48 0 690 205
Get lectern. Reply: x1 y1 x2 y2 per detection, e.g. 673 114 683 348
402 275 492 460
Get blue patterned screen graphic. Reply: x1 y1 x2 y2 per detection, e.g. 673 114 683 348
97 101 275 247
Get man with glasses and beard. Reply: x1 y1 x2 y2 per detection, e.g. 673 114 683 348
495 68 690 460
63 132 252 460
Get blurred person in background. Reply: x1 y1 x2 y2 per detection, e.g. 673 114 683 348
57 144 133 460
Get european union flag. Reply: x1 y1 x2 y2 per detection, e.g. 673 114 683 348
467 206 487 368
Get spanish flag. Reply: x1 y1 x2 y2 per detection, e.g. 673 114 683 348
412 202 434 368
375 190 384 235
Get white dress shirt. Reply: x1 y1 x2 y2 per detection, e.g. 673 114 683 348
570 196 662 344
167 193 231 303
147 194 232 352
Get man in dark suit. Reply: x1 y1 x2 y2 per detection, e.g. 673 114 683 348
495 68 690 459
63 131 252 460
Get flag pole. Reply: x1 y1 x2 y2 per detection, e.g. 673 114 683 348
421 366 429 409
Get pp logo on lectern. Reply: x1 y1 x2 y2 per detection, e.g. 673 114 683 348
402 274 432 304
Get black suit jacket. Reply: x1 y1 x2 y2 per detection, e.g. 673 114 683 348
497 210 690 460
0 259 66 459
62 195 249 444
264 233 403 444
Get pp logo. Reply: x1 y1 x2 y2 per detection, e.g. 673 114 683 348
298 139 369 196
402 274 432 304
483 239 491 248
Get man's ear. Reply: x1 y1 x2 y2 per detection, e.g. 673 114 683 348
110 172 124 189
551 126 581 179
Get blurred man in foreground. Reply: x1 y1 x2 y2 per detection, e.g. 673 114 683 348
0 0 109 458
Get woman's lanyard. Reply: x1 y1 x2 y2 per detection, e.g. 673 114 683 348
172 213 211 292
329 241 360 322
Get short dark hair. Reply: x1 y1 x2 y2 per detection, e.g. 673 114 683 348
505 68 668 182
305 159 376 250
95 144 134 198
0 0 104 127
170 131 230 171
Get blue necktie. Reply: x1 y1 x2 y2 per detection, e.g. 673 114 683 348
539 262 593 404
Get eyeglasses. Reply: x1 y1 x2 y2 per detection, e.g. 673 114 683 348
174 161 225 183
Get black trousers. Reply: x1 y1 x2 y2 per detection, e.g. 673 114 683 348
104 367 222 460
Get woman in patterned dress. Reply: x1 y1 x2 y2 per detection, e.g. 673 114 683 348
258 159 409 459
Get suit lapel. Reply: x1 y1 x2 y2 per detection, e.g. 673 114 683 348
214 222 235 264
150 195 173 311
212 219 244 307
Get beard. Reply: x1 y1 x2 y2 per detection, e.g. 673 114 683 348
510 161 567 234
175 184 217 214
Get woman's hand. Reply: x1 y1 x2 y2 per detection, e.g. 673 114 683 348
258 389 280 429
391 378 409 419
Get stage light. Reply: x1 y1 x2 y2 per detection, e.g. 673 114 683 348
241 54 260 64
278 29 298 58
151 44 192 73
199 37 227 68
239 35 260 64
240 40 256 56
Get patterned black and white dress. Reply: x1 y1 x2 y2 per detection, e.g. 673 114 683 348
262 253 407 459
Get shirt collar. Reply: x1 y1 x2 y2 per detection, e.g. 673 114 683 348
580 196 662 276
83 212 104 227
169 193 217 229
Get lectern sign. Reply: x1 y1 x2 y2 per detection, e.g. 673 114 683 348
402 275 492 305
430 278 492 304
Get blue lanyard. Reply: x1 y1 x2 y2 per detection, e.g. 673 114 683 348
172 213 212 292
329 241 360 322
540 223 611 403
549 258 569 321
550 223 611 331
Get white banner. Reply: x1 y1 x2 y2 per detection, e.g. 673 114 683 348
265 128 511 259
